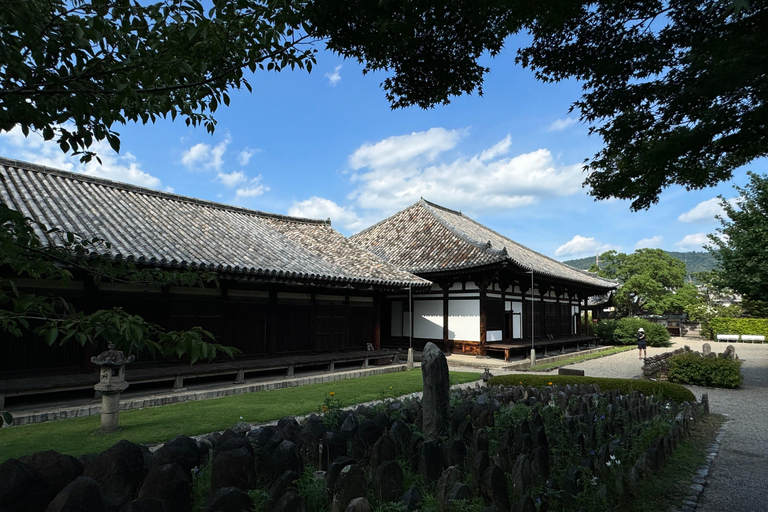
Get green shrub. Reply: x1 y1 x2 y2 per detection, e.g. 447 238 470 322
488 374 696 403
668 352 743 388
595 319 617 344
706 317 768 339
596 317 671 347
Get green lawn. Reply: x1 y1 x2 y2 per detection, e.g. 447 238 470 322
0 370 480 462
527 345 635 371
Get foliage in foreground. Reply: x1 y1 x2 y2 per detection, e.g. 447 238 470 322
489 374 695 404
595 318 672 348
194 377 705 511
668 352 743 389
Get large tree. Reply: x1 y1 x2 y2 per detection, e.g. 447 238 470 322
592 249 688 316
708 172 768 302
516 0 768 211
5 0 765 208
1 0 521 161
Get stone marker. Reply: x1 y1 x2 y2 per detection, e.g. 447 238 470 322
421 342 450 440
558 368 585 376
702 343 711 355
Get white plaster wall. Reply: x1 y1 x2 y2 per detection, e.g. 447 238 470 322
414 300 443 340
572 305 580 334
512 302 523 338
448 300 480 341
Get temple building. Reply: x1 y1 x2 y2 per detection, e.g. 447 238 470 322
350 199 617 355
0 158 429 377
0 158 615 378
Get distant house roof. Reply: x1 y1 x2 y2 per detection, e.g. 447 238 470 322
0 158 429 290
351 199 617 291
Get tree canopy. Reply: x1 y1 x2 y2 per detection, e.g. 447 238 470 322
592 249 688 316
708 172 768 302
517 0 768 210
4 0 765 208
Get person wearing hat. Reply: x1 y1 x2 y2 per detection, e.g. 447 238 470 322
637 328 647 359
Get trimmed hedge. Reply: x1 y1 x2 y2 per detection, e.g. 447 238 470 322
595 317 672 347
668 352 743 388
706 317 768 338
489 374 696 403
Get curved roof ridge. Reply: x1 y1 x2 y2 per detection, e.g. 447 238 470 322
422 199 616 287
0 156 330 226
419 200 509 259
351 200 423 238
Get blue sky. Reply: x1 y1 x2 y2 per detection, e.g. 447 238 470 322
1 42 762 262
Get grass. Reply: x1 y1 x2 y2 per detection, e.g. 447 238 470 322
632 413 726 512
0 370 480 462
527 345 635 371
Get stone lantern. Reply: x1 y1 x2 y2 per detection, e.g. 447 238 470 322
91 343 135 433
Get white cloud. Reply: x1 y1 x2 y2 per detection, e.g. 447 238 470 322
289 197 364 231
325 65 342 86
554 235 617 258
346 129 586 217
238 148 257 166
235 176 268 198
675 233 709 250
215 171 247 188
548 118 578 132
635 236 663 249
479 135 512 162
349 127 465 172
180 136 230 171
81 151 161 189
0 125 163 189
677 198 729 223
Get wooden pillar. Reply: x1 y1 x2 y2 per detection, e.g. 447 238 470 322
539 287 546 340
441 283 451 346
479 282 488 356
267 289 277 355
344 294 351 350
373 295 381 350
311 293 318 352
500 282 507 340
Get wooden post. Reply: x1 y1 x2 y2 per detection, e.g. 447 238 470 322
441 282 451 347
268 290 277 356
479 282 488 356
373 295 381 350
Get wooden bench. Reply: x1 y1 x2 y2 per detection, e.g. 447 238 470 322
716 334 740 342
0 349 400 409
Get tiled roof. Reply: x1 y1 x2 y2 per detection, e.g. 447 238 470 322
0 158 429 289
351 199 617 291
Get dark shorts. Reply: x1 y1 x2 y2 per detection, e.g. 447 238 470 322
638 341 647 349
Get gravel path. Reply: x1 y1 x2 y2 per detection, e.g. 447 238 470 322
680 341 768 512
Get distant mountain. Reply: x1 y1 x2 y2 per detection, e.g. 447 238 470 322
563 251 718 276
